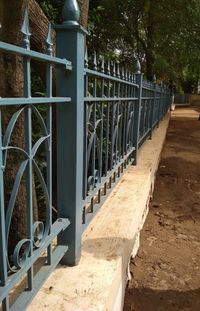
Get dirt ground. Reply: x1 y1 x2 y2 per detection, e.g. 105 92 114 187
124 104 200 311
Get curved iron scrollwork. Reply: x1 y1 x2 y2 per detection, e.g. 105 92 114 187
1 105 51 274
86 102 103 192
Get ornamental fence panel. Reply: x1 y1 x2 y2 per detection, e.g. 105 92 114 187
0 2 171 310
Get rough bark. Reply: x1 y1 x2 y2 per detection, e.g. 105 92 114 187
78 0 89 28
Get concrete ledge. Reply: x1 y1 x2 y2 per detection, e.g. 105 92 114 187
28 114 170 311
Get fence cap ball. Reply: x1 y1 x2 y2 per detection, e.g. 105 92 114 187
62 0 80 25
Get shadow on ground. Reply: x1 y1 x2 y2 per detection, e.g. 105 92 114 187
124 287 200 311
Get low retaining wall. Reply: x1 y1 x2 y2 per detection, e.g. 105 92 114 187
189 94 200 104
28 114 170 311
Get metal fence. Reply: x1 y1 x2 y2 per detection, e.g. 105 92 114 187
0 1 171 310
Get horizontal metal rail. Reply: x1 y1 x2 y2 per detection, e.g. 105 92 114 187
0 97 71 106
0 42 72 70
85 68 139 87
85 96 138 102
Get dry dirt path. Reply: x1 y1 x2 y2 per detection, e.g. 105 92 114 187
124 105 200 311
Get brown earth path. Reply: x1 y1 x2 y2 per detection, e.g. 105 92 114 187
123 104 200 311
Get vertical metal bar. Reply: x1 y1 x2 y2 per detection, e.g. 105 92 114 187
133 72 143 165
150 81 156 138
0 112 9 311
104 101 109 178
122 83 128 158
92 78 97 186
98 78 104 202
110 90 115 172
83 53 89 221
121 84 125 159
159 86 162 121
113 80 118 168
104 90 110 194
118 82 122 163
24 56 33 291
22 11 34 290
130 85 135 153
46 25 53 265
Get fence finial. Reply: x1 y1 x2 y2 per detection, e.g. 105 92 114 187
122 67 125 79
107 59 111 75
101 56 105 73
117 63 120 78
84 47 88 68
113 62 116 77
46 24 53 56
93 51 97 70
62 0 80 25
21 9 31 49
125 68 128 80
135 58 141 74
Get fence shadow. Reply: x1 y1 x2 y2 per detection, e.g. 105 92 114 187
124 286 200 311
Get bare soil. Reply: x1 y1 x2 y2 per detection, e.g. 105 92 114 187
124 104 200 311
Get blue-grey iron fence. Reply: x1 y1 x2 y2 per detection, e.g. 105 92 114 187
0 0 171 310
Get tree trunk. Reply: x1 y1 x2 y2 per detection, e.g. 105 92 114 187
78 0 90 28
146 49 155 80
145 7 155 80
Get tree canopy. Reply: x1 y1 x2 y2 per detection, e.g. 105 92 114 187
88 0 200 93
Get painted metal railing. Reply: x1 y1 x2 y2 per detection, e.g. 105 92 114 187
0 0 171 310
82 58 170 229
0 9 71 311
83 55 139 228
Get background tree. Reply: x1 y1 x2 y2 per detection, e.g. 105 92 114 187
88 0 200 92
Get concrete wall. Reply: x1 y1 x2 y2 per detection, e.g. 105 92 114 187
189 94 200 104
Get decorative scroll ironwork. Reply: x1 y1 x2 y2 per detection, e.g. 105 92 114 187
0 3 170 309
83 51 170 228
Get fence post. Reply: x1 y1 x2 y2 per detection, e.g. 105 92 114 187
55 0 86 266
133 59 143 165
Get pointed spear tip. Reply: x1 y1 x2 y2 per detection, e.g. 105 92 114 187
21 9 31 36
117 63 120 78
113 61 116 76
46 23 53 46
84 47 88 68
101 56 105 73
122 66 125 79
135 58 141 74
107 58 111 75
84 47 88 60
93 51 97 70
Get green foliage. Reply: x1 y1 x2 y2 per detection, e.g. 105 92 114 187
36 0 62 23
89 0 200 93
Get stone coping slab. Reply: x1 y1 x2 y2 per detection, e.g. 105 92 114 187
28 114 170 311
